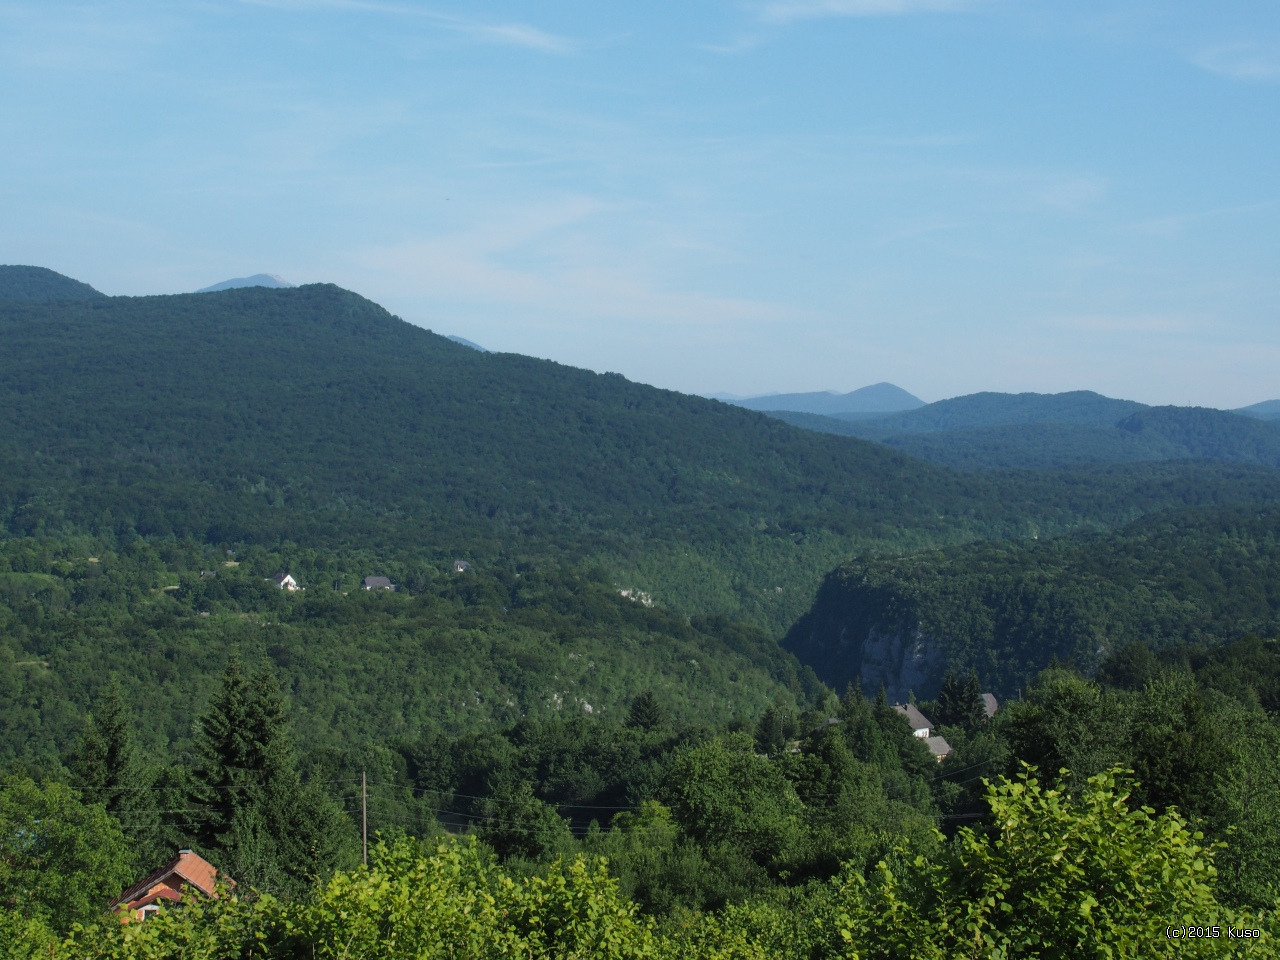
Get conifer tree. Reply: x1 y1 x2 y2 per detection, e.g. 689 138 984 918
961 668 986 733
934 668 964 728
626 691 665 732
191 656 353 895
68 679 163 864
840 682 892 768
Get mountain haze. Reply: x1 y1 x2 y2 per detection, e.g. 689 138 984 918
196 273 295 292
723 382 924 416
836 390 1146 435
1238 400 1280 421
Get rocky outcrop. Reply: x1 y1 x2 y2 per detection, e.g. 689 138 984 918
782 568 944 702
858 625 944 704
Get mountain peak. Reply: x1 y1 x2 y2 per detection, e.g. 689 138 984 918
725 382 924 416
196 274 295 293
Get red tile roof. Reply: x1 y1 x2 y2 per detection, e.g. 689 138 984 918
111 850 229 921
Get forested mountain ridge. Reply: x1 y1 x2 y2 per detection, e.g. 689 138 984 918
1238 399 1280 421
784 504 1280 700
834 389 1147 435
0 264 105 301
769 392 1280 472
8 281 1279 633
0 281 987 629
7 276 1280 958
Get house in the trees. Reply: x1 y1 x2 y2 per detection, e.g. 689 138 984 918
271 572 300 591
110 849 229 922
363 576 394 591
893 703 952 761
981 693 999 719
452 560 471 573
893 703 933 739
925 735 953 761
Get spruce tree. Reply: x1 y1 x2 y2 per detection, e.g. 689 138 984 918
961 669 986 733
67 680 163 865
191 656 353 895
935 668 964 728
626 691 665 732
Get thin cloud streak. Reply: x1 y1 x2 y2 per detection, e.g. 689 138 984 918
1194 43 1280 82
231 0 575 53
759 0 976 24
355 200 800 334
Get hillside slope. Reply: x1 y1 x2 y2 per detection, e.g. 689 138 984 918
0 265 105 301
3 282 1279 632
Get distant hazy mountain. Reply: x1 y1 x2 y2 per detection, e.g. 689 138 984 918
833 390 1146 436
0 265 105 301
447 335 488 352
768 392 1280 472
1114 406 1280 466
723 382 924 415
197 273 295 293
1238 400 1280 422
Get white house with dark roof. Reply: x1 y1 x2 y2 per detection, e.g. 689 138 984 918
893 703 933 739
893 703 953 761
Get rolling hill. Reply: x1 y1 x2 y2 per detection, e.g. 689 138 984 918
0 265 105 301
1236 399 1280 422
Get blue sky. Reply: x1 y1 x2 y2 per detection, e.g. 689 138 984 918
2 1 1278 406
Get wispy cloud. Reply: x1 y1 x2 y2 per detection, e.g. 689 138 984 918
759 0 977 24
1030 174 1107 215
1194 43 1280 82
1053 313 1195 335
355 199 798 335
232 0 574 53
700 33 766 55
1122 200 1279 240
0 3 170 72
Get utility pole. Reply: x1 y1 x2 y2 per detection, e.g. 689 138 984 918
362 770 368 867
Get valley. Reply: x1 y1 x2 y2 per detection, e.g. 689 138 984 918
4 267 1280 956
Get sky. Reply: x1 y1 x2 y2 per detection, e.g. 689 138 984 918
2 1 1278 407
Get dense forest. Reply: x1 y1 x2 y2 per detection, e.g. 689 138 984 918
0 535 820 765
5 282 1280 636
785 505 1280 697
7 633 1280 956
4 269 1280 956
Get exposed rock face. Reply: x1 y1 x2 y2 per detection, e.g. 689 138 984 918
857 625 943 704
778 604 942 701
782 569 943 702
